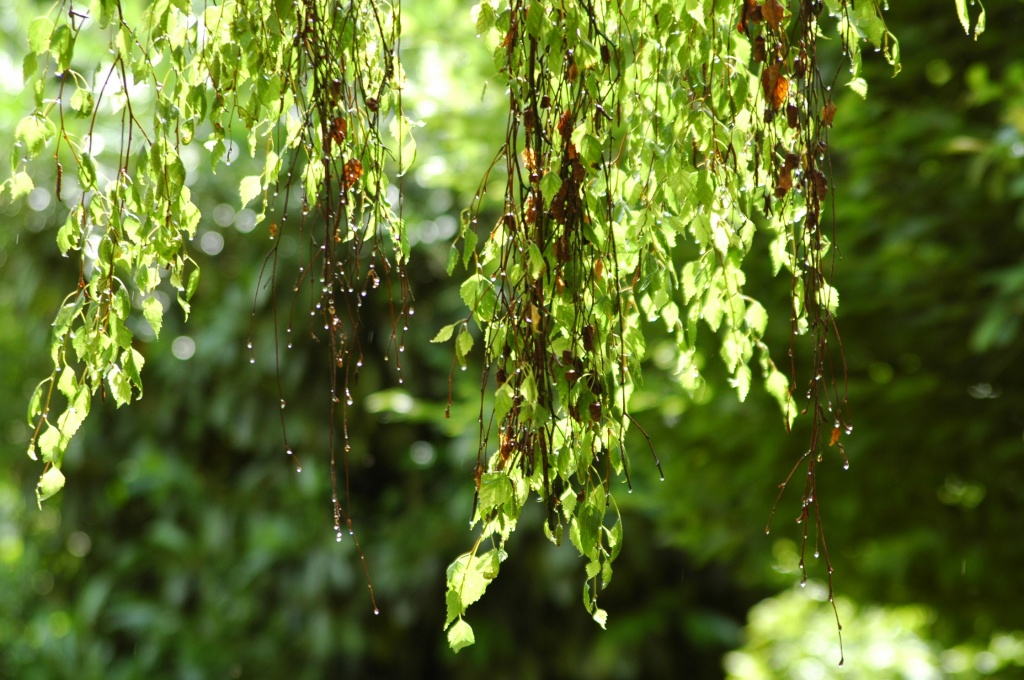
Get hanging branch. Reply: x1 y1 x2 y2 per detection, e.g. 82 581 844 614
442 0 897 652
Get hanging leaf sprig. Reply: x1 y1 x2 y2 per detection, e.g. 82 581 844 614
442 0 897 652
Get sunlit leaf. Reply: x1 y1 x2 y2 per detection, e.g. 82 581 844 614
36 466 66 504
447 619 475 653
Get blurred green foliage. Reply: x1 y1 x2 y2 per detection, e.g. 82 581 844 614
2 0 1024 677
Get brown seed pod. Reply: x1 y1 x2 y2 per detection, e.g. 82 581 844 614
582 324 595 351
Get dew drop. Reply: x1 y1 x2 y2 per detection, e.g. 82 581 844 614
280 399 286 409
843 461 850 470
296 465 303 473
249 357 256 364
286 449 293 455
336 532 343 542
373 608 380 616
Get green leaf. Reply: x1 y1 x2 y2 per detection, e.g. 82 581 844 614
57 364 77 399
459 274 497 321
143 296 164 337
955 0 970 34
731 364 752 402
70 88 95 117
475 2 496 33
50 24 74 72
28 17 54 55
462 228 478 269
56 386 90 439
744 300 768 338
27 379 47 426
818 282 839 316
478 473 513 515
494 382 514 422
766 369 795 425
527 243 546 280
525 0 545 38
3 172 34 203
539 171 562 207
56 210 81 253
186 267 201 301
431 322 459 344
37 425 64 464
445 550 501 616
389 114 417 174
15 115 54 158
239 175 262 206
456 328 474 363
446 244 460 276
22 52 38 85
108 365 133 406
37 466 66 504
847 77 868 98
447 619 475 653
78 154 97 190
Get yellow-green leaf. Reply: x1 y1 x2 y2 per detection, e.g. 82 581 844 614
37 466 66 504
447 619 475 653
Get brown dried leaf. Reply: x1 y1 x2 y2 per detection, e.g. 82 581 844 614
786 103 800 129
762 0 785 31
557 109 573 139
343 158 363 188
822 101 837 127
812 170 828 199
761 64 788 110
753 35 766 62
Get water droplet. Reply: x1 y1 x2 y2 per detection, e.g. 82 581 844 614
280 400 286 409
286 449 293 455
249 357 256 364
373 608 380 616
800 577 807 588
336 532 343 542
296 465 302 473
843 461 850 470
